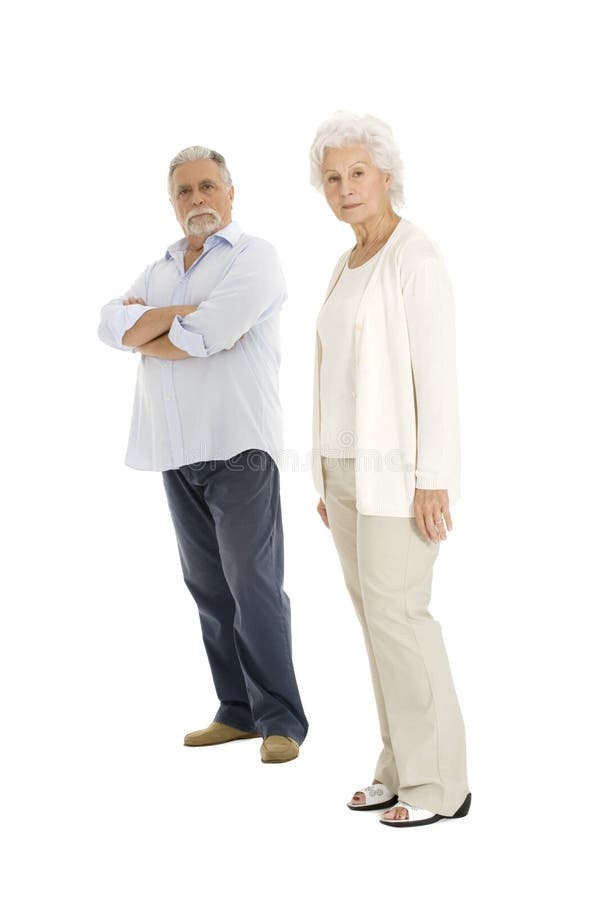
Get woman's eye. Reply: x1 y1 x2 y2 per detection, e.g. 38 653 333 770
327 176 339 183
353 171 363 177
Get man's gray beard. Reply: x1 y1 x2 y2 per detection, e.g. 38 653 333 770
187 211 221 238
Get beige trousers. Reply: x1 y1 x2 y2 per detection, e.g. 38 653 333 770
322 457 469 816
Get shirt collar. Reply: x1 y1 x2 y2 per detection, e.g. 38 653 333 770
165 220 243 260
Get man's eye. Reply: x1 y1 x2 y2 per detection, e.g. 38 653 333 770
179 188 190 195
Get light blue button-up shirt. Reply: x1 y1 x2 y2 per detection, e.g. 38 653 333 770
98 221 286 471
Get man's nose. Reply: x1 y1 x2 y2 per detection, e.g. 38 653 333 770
191 192 205 205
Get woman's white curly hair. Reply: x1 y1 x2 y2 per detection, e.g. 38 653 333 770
309 110 405 210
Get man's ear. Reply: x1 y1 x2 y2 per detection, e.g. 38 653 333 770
229 185 235 204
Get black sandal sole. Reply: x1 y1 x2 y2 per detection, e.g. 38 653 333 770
380 792 472 828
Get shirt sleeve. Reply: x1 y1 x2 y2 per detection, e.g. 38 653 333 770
402 254 459 491
97 266 157 352
167 240 286 357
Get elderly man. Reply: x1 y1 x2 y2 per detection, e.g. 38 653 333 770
98 146 308 763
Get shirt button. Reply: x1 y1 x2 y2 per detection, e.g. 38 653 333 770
352 391 357 399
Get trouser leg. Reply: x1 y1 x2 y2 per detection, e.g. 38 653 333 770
202 450 308 745
162 466 257 733
357 511 470 817
322 457 398 789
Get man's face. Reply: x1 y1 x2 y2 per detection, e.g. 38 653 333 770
170 158 234 241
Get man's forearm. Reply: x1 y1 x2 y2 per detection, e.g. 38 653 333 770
122 305 197 348
135 333 191 360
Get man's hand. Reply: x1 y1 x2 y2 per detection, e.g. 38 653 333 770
414 489 453 543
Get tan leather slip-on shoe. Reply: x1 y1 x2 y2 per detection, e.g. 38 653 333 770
184 722 260 747
260 735 300 764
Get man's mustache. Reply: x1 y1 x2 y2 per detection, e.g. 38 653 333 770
186 208 220 227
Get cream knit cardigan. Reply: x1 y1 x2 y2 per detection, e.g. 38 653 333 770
312 217 461 517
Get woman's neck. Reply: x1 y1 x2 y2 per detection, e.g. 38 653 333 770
352 210 401 249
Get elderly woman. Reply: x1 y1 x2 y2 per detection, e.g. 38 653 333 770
310 111 471 828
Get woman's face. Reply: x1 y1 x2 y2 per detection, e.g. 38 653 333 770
321 144 391 224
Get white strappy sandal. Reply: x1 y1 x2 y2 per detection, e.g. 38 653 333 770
380 792 472 828
347 783 398 811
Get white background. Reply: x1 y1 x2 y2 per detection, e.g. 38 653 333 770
2 0 598 897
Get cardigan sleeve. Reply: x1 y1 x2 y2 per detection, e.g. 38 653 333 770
402 254 459 491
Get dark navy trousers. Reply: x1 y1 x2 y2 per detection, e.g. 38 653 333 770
162 449 308 745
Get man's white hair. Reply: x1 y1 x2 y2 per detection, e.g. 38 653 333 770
168 146 233 195
309 110 405 210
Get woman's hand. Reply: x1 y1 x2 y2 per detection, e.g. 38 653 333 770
414 489 453 543
123 297 146 305
317 497 330 529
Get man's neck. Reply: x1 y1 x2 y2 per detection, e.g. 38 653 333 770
181 218 232 270
186 238 205 254
183 243 204 272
